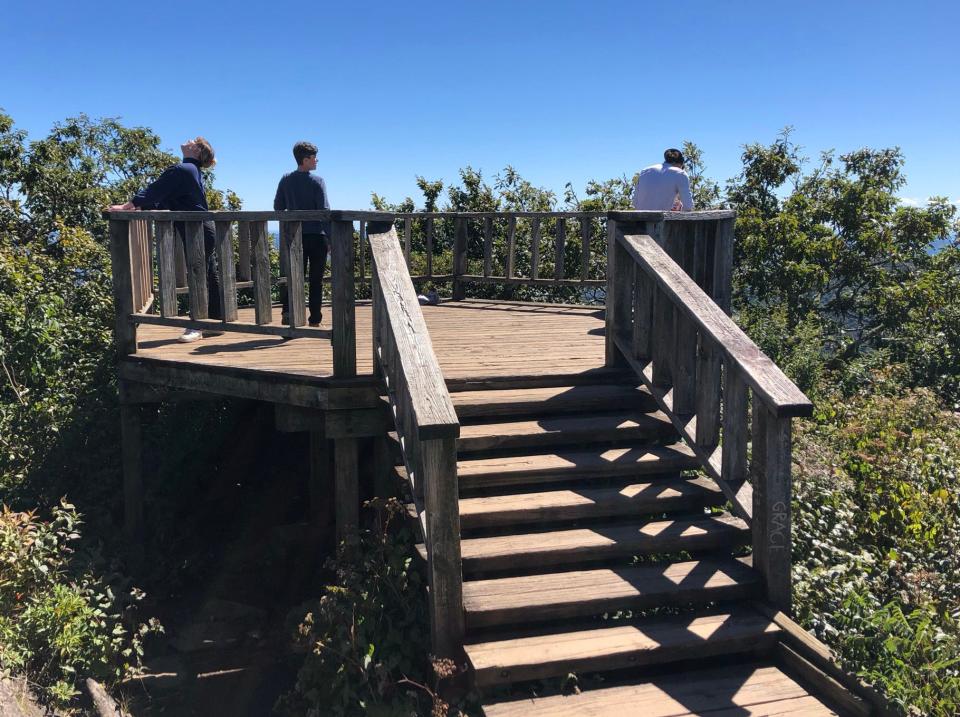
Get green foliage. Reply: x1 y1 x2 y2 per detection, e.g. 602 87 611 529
277 498 471 717
0 501 160 707
793 388 960 715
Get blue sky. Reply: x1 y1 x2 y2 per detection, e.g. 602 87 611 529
4 0 959 210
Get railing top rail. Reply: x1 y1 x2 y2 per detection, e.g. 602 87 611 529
367 222 459 439
105 209 735 222
619 230 813 417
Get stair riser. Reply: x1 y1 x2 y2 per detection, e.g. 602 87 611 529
457 424 675 454
472 630 780 688
462 529 750 574
465 581 760 630
453 395 658 420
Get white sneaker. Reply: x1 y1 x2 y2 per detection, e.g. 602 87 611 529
178 330 202 343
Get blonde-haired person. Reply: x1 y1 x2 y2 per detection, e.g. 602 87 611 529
110 138 222 342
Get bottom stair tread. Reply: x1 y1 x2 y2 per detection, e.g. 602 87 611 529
467 607 780 687
482 662 839 716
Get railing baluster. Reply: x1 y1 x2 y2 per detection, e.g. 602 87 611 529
505 215 517 278
281 221 305 327
483 216 493 278
580 216 591 281
156 221 177 317
631 260 652 361
358 220 367 282
109 219 137 357
215 220 238 322
530 216 541 280
250 221 272 325
237 220 252 282
554 216 566 280
722 365 749 483
425 217 434 278
184 221 208 320
713 217 734 314
673 309 697 415
452 217 467 300
695 331 722 447
403 217 412 269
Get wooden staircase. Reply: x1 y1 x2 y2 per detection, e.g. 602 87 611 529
399 379 846 715
366 217 888 716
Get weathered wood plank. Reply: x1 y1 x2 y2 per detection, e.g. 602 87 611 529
722 365 749 483
155 221 177 318
250 221 272 325
424 217 433 277
174 234 187 288
580 216 591 281
672 308 697 415
184 221 208 320
215 220 238 322
713 217 734 313
696 331 722 448
403 217 412 268
631 260 652 361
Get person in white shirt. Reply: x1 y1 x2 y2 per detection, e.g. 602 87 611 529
631 148 694 211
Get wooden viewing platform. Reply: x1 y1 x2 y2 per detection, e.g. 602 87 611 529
108 208 892 716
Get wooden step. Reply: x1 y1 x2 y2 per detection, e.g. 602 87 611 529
482 662 840 716
450 383 656 420
457 410 676 453
467 607 780 687
446 514 749 573
458 443 700 490
457 476 725 531
463 558 760 629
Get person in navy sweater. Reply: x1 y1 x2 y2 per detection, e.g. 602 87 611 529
110 137 222 343
274 141 330 327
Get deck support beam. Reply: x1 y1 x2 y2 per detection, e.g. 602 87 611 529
334 437 359 548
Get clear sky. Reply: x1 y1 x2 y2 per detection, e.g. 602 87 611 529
4 0 958 210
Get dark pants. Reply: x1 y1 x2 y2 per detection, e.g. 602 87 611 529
282 233 328 324
175 220 222 320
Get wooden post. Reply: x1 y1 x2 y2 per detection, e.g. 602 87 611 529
421 436 465 661
425 217 434 278
184 221 208 320
250 221 272 325
309 431 331 536
109 219 137 357
452 217 467 300
631 260 652 361
174 235 188 288
281 221 305 327
751 401 793 613
672 309 697 415
215 221 238 322
373 435 393 498
403 217 412 269
695 331 722 448
156 221 177 318
651 221 674 386
358 220 367 282
331 220 357 377
371 260 382 379
334 437 359 548
604 219 633 367
119 401 144 544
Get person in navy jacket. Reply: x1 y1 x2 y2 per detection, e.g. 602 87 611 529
110 137 222 343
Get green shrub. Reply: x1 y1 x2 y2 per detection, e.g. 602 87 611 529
277 497 473 717
0 500 160 708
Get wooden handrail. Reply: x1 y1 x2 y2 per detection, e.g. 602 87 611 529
366 221 464 661
606 215 811 614
619 232 811 417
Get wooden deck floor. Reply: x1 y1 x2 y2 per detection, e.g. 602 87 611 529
134 300 608 383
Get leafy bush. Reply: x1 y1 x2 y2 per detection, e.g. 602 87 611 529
793 388 960 715
277 498 471 717
0 500 160 707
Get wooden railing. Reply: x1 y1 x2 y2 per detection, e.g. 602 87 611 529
366 221 464 661
606 211 813 613
374 212 608 299
107 210 360 376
